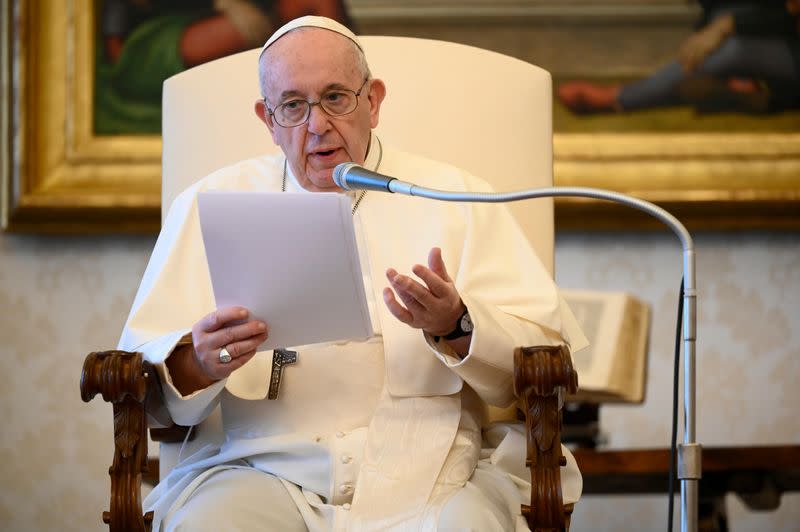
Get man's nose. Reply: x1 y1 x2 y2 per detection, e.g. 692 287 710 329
306 103 332 135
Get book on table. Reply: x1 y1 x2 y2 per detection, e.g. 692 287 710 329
562 290 651 404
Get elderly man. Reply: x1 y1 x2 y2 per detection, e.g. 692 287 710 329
122 16 586 532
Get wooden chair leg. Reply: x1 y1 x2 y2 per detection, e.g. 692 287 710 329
81 351 154 532
514 345 578 532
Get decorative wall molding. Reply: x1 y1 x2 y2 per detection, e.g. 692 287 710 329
349 0 698 22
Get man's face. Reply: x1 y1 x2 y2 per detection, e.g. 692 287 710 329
256 29 385 192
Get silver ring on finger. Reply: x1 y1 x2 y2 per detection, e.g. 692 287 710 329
219 347 233 364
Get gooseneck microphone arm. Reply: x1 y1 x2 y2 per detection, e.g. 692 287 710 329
334 162 701 532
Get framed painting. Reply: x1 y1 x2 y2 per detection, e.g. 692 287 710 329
541 0 800 229
0 0 351 233
2 0 163 232
356 0 800 229
2 0 800 232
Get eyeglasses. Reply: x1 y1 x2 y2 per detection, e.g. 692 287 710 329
264 78 370 128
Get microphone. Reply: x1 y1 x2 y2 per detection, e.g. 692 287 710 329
333 163 415 193
335 159 699 532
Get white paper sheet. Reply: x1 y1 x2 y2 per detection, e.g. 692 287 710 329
198 191 373 350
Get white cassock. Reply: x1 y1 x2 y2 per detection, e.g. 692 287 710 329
121 134 588 531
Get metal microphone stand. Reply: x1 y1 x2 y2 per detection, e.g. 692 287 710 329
391 182 701 532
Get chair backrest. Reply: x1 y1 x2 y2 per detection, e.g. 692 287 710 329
162 35 555 274
159 36 555 477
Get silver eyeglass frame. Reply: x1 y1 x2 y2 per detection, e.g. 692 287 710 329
263 77 370 128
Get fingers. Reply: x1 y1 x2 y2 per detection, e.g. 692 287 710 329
386 268 433 309
220 349 258 372
203 329 266 379
383 248 465 335
382 287 414 325
412 264 451 298
205 320 267 353
221 329 269 358
427 247 452 282
384 248 458 312
191 306 269 378
197 307 250 333
207 321 267 368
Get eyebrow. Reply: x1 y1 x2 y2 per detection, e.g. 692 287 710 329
276 82 355 102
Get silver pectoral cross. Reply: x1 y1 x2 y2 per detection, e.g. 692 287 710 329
268 348 298 400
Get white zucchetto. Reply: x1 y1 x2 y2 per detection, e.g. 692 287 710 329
259 15 362 59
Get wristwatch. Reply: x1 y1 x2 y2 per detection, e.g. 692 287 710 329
441 308 473 341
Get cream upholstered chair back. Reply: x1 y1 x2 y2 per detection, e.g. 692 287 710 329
162 36 554 273
159 36 555 477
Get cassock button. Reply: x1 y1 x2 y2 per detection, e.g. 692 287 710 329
341 454 353 464
313 435 322 443
339 483 353 495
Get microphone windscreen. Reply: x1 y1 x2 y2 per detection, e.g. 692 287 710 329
333 163 358 189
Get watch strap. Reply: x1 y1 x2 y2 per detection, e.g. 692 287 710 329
436 308 472 341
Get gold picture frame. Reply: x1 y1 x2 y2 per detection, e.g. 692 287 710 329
3 0 800 232
2 0 162 233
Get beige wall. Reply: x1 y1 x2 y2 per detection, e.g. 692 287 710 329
0 233 152 531
0 230 797 531
557 231 800 531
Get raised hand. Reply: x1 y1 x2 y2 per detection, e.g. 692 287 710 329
383 247 466 337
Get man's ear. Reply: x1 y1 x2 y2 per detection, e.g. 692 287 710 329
367 79 387 129
254 98 275 132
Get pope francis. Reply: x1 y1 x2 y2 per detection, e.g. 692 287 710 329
120 15 587 532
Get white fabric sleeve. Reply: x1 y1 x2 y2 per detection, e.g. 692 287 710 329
131 329 227 427
425 293 568 407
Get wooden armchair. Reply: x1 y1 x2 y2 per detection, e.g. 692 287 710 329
81 36 579 531
82 345 577 531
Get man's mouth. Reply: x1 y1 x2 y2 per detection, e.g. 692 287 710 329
312 148 339 158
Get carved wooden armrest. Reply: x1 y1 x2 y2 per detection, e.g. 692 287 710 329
81 350 197 529
81 350 156 532
514 345 578 532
